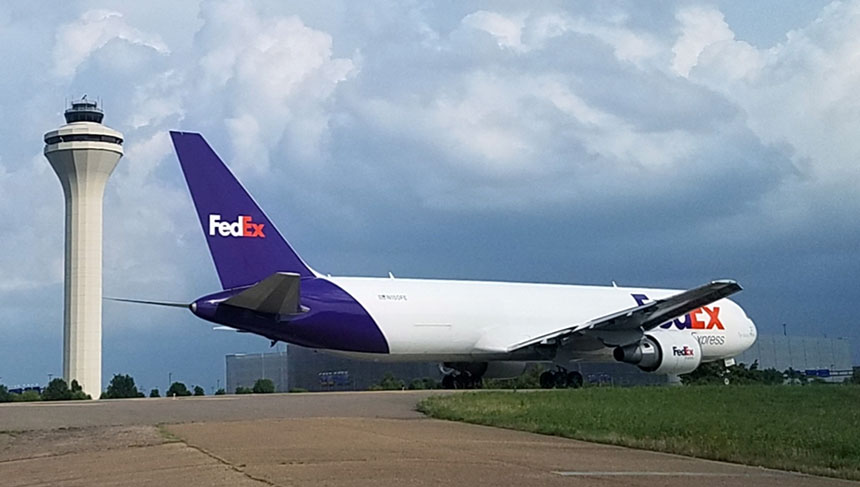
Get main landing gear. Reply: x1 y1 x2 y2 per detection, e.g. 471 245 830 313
539 367 583 389
441 372 483 389
440 362 487 389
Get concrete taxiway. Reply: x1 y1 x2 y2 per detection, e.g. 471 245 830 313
0 391 855 486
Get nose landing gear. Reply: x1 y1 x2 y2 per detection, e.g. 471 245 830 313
539 367 583 389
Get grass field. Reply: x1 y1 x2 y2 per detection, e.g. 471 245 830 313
418 386 860 480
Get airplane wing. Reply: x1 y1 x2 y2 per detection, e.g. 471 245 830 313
222 272 305 315
505 280 742 351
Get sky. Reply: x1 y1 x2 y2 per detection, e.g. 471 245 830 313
0 1 857 391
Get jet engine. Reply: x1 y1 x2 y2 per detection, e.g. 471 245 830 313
613 333 702 375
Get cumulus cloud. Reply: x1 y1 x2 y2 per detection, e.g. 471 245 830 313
340 8 776 214
193 1 356 170
126 69 186 130
461 9 662 65
0 154 65 292
678 2 860 219
671 6 735 76
52 10 169 79
462 11 527 51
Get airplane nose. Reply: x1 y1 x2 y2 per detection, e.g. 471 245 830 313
743 318 758 348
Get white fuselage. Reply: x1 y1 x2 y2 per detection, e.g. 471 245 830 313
327 277 757 364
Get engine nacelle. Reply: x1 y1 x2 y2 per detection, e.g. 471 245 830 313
613 333 702 375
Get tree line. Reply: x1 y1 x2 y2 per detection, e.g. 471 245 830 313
4 366 857 402
0 374 287 402
0 374 223 402
680 361 860 385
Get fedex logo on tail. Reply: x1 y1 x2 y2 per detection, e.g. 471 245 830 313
209 214 265 238
632 293 724 330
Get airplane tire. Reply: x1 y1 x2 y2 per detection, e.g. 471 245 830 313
539 371 555 389
455 374 475 389
560 374 569 388
567 371 584 389
442 374 456 389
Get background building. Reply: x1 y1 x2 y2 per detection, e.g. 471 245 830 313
227 345 441 392
226 345 665 392
735 334 852 382
226 351 290 392
226 334 854 390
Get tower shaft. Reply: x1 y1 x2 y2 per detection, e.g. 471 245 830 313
53 151 117 397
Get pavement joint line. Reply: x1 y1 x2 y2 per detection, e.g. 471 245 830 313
167 429 276 486
553 471 779 477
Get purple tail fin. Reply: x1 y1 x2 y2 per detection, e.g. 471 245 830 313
170 131 315 289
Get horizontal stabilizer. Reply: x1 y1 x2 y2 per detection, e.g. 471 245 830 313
223 272 304 315
105 297 190 309
213 326 248 333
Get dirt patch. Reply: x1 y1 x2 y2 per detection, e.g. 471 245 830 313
0 425 163 463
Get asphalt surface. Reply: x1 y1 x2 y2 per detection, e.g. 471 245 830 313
0 390 436 431
0 391 855 486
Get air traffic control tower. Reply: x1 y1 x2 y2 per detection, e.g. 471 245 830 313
44 99 123 398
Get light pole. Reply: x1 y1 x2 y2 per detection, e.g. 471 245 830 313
168 372 172 391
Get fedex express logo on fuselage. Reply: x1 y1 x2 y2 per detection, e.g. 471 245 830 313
208 214 265 238
632 293 724 330
673 345 695 357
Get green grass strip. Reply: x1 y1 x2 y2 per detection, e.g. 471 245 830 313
418 386 860 481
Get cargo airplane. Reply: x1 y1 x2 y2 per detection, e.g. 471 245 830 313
114 132 758 389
